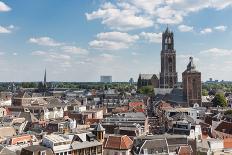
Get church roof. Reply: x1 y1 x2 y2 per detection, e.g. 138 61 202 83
139 74 158 80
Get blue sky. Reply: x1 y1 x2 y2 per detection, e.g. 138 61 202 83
0 0 232 82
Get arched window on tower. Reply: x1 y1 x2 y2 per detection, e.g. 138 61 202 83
193 79 197 98
168 37 172 44
169 78 173 87
165 38 168 50
168 57 173 72
165 38 168 43
168 37 172 49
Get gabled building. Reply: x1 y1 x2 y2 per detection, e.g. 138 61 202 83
20 145 54 155
104 135 133 155
137 74 159 89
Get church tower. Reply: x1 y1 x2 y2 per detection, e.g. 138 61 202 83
159 27 178 88
182 57 202 107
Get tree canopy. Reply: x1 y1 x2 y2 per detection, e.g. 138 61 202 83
224 109 232 115
212 93 227 107
139 86 154 95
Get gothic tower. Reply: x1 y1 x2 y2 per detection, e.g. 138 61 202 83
159 27 178 88
182 57 202 107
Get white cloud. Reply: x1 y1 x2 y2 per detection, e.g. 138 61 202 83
214 25 227 32
32 50 70 62
59 61 72 68
200 48 232 56
155 6 184 24
100 53 115 61
62 46 89 55
86 1 232 30
132 52 139 56
210 0 232 10
140 32 162 43
31 50 46 56
13 52 18 56
178 24 193 32
86 2 153 31
200 28 212 34
8 25 14 29
0 26 11 33
0 1 11 12
89 31 139 50
29 37 63 46
177 54 199 61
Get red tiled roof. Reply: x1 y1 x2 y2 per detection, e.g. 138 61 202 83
224 138 232 148
215 121 232 134
104 135 133 150
129 102 144 107
129 102 145 112
178 146 193 155
158 101 172 110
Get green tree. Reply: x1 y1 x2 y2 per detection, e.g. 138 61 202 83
212 93 227 107
202 89 208 96
139 86 154 95
224 109 232 115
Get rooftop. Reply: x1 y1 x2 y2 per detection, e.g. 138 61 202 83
44 134 71 143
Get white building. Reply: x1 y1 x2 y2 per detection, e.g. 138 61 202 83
42 134 72 155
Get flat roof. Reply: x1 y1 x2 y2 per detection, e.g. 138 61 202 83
44 134 71 143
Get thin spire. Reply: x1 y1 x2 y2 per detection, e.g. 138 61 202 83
44 68 47 85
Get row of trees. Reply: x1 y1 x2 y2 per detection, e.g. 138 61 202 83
202 83 232 94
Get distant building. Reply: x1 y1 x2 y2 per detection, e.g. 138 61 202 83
129 78 134 85
100 76 112 83
182 57 202 107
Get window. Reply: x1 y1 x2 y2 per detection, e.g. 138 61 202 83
122 152 126 155
40 151 46 155
114 152 118 155
97 146 102 154
143 149 148 155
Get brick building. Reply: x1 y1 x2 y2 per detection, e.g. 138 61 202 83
182 57 202 107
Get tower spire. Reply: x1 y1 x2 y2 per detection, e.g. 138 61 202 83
44 68 46 85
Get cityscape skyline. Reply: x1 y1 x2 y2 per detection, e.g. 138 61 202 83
0 1 232 82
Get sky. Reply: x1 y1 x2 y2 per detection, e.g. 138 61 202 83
0 0 232 82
